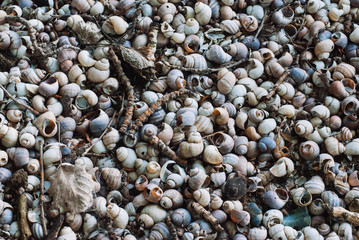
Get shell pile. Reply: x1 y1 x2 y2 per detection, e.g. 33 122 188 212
1 0 359 239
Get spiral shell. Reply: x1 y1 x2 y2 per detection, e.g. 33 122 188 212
101 168 122 190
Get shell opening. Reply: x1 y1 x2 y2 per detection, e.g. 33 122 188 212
43 120 56 135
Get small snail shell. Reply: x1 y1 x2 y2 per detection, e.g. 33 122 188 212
184 35 200 53
65 213 82 232
34 111 57 138
87 59 110 83
349 171 359 187
325 137 345 156
305 176 325 195
231 209 250 227
0 151 7 167
6 109 22 123
258 118 277 135
217 68 236 94
171 208 191 227
167 69 186 90
21 68 46 84
212 132 234 154
203 145 223 165
182 54 207 70
295 120 314 137
184 18 200 35
220 19 241 35
57 226 76 240
140 205 167 228
102 77 119 95
315 39 334 60
290 187 312 207
90 110 110 137
195 2 212 25
234 136 249 155
269 157 294 177
160 189 183 209
188 168 210 190
178 131 204 158
242 15 258 32
78 50 97 67
101 168 122 190
75 90 98 110
212 107 229 125
309 198 325 215
262 209 283 228
145 162 161 180
107 203 129 228
350 27 359 43
7 147 29 168
19 133 36 149
38 77 59 97
299 141 320 160
92 197 108 219
143 183 163 203
263 188 289 209
246 58 264 79
102 16 129 35
206 45 232 65
43 143 62 166
158 3 176 23
193 188 211 207
103 128 120 150
278 82 295 100
311 105 330 119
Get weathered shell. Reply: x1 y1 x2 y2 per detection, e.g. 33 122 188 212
101 168 122 190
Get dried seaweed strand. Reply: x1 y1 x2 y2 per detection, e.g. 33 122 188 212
19 193 32 240
108 48 135 135
129 88 192 135
0 84 40 115
191 202 224 232
160 59 246 73
143 24 159 62
325 205 359 225
166 216 180 240
265 71 289 100
149 136 187 166
39 140 47 236
82 111 117 156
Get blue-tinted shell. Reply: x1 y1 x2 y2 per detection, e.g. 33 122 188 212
318 30 332 42
245 202 262 227
241 36 260 50
182 232 194 240
171 208 191 227
18 0 33 8
331 32 348 49
258 137 276 152
149 108 166 125
0 209 13 224
263 189 288 209
221 102 237 117
61 146 72 156
32 222 44 240
209 0 220 19
90 110 110 137
290 67 310 86
345 43 358 59
0 168 12 183
149 222 170 240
